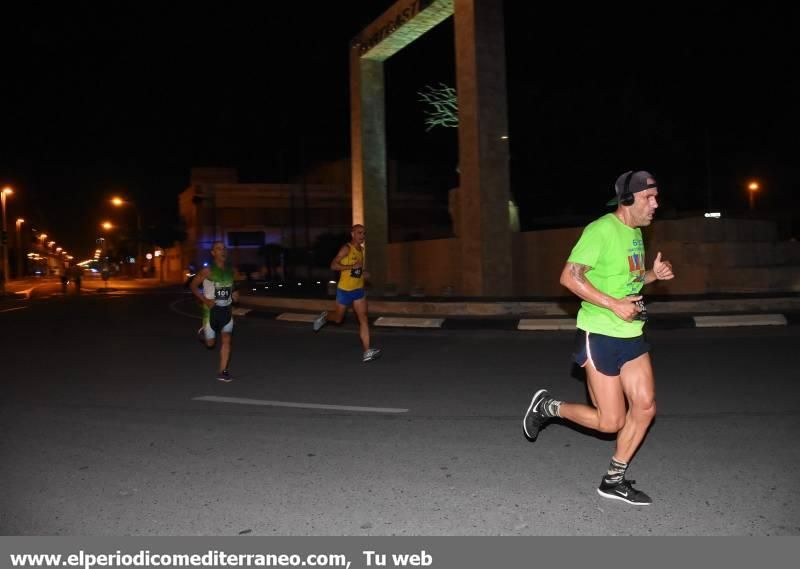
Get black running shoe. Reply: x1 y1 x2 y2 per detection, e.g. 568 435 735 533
523 389 551 442
597 478 652 506
216 370 233 383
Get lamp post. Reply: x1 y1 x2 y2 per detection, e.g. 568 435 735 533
47 241 57 277
100 223 113 259
15 218 25 278
36 233 47 274
99 222 115 288
1 187 13 293
111 197 143 277
748 181 759 211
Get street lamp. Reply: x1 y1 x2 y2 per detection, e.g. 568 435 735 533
1 187 13 292
15 218 25 278
99 221 116 259
110 196 143 277
35 233 48 275
747 181 760 210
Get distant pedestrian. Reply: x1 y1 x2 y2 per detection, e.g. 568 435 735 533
190 241 239 382
70 264 83 293
523 170 675 506
312 224 381 362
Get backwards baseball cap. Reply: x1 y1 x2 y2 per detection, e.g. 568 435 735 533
607 170 657 206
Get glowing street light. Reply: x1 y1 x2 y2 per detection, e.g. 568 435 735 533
15 218 25 278
1 187 13 289
101 221 114 231
748 181 760 210
110 196 143 277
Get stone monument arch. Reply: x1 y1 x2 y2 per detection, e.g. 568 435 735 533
350 0 512 296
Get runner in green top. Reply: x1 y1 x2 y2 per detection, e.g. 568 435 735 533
190 241 239 382
569 212 647 338
522 170 675 506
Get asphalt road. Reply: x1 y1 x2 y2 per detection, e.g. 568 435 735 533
1 289 798 535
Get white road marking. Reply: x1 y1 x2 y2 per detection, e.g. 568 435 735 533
18 288 36 299
518 318 576 330
276 312 319 323
169 298 201 320
170 299 253 321
374 316 444 328
693 314 787 327
193 395 408 414
0 306 28 313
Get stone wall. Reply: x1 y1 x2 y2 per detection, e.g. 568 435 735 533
385 217 800 296
386 238 461 296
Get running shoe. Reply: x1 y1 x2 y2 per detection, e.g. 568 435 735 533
313 311 328 332
523 389 554 442
362 348 382 362
216 369 233 383
597 478 652 506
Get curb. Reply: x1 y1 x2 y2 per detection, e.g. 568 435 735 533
244 309 794 331
239 293 800 318
236 294 800 331
692 314 788 328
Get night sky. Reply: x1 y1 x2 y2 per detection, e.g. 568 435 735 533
2 2 799 257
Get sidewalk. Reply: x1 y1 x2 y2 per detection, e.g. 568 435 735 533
0 276 58 297
79 276 175 291
237 290 800 330
5 276 797 330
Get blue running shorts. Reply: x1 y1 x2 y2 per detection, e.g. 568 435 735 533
336 287 365 306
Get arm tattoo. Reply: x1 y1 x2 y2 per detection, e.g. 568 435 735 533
568 262 589 284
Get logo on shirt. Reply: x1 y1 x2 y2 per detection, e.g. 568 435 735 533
628 249 646 283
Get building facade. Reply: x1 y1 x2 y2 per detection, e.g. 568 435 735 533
179 168 351 277
179 165 450 279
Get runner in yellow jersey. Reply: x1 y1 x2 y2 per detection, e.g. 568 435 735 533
313 224 381 362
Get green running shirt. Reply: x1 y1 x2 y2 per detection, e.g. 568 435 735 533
201 264 235 319
567 213 646 338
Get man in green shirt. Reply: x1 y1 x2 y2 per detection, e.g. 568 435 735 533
190 241 239 382
523 170 675 506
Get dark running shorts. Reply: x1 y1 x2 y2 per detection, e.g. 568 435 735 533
210 305 233 334
572 329 650 376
